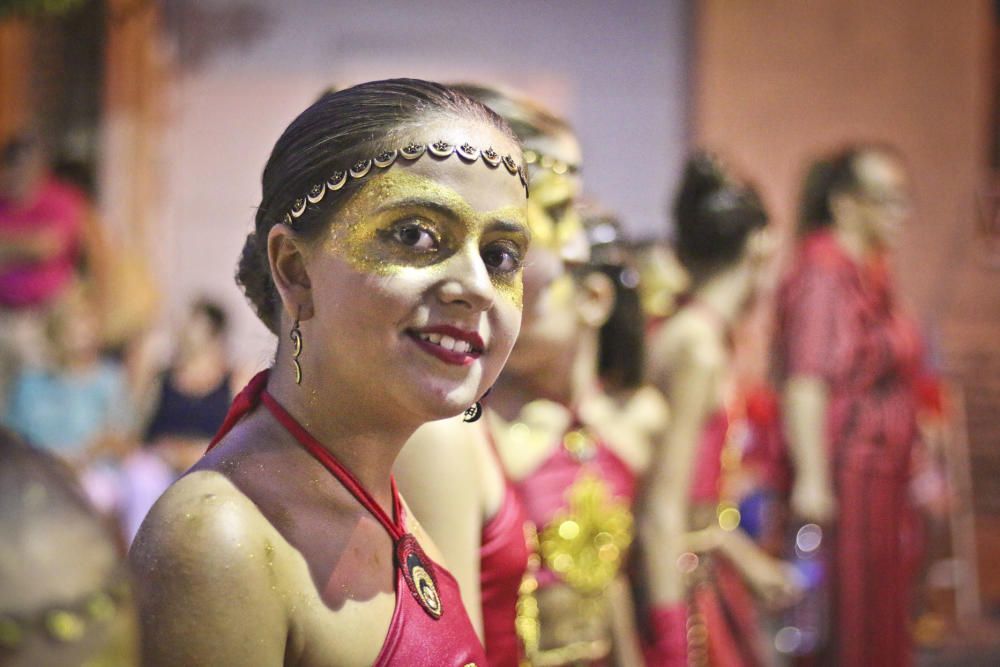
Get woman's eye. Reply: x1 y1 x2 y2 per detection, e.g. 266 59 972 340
392 222 438 251
483 243 523 273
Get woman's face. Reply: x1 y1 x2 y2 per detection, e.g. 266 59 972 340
853 152 911 249
503 131 588 375
49 289 101 365
301 121 529 421
177 310 217 359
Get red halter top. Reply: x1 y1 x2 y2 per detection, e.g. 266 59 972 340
514 419 637 590
207 370 488 667
479 430 530 667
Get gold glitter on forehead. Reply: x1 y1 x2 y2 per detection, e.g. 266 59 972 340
320 170 528 307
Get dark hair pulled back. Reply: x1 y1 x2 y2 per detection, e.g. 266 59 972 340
672 151 767 273
236 78 518 333
579 205 645 391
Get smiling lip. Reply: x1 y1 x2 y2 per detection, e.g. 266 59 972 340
407 325 485 367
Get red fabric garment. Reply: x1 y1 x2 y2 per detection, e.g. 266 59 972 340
479 430 530 667
644 603 688 667
692 557 766 667
741 385 793 495
515 430 637 589
480 481 530 667
687 409 766 667
775 230 920 666
689 409 729 503
0 176 84 308
207 370 488 666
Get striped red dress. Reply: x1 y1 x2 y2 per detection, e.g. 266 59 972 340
775 230 921 666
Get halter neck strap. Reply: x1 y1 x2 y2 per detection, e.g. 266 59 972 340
205 368 403 541
207 369 270 450
260 390 404 541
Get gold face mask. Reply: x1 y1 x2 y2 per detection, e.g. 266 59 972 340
320 170 531 307
525 170 587 265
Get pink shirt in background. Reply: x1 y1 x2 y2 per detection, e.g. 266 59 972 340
0 176 85 308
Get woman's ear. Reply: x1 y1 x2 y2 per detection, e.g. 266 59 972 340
576 270 615 329
267 223 314 321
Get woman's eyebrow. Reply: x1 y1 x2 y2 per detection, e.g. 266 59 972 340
487 219 531 241
374 197 462 220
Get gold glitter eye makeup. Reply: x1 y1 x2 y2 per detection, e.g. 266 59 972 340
388 219 441 252
482 241 523 274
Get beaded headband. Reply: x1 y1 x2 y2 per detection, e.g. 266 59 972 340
523 149 580 177
283 140 529 225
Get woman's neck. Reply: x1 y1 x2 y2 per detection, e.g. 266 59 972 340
174 345 226 389
491 329 599 420
833 222 874 264
690 262 752 329
265 361 417 508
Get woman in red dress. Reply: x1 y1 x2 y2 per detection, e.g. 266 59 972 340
129 79 531 666
642 153 800 666
475 86 647 667
396 86 649 667
776 145 922 666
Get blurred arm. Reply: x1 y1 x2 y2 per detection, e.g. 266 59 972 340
783 375 835 523
395 417 485 638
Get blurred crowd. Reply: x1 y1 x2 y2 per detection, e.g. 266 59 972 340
0 129 247 542
0 86 957 667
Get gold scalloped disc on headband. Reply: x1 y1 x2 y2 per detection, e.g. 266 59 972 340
283 141 529 225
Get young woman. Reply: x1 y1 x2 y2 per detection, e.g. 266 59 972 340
642 153 799 666
129 79 531 667
474 86 647 666
398 87 647 667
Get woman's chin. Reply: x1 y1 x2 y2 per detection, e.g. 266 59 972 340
399 378 480 423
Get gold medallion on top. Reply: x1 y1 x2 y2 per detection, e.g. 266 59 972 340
538 474 633 595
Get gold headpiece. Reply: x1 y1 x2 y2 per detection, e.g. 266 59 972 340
284 140 529 225
523 149 580 177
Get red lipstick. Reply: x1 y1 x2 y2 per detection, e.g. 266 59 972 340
408 325 485 367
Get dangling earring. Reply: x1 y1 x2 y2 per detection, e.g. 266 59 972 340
290 314 303 385
463 387 492 423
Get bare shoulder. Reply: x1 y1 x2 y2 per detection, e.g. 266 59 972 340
131 470 278 573
650 312 725 381
399 416 478 467
396 416 484 529
129 471 290 666
622 385 671 439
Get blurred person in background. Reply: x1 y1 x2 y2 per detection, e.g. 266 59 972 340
641 153 800 666
578 202 669 467
0 426 138 667
775 145 924 666
3 280 132 467
114 297 237 542
632 239 689 337
142 296 235 468
460 84 645 666
397 87 645 667
0 130 86 403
